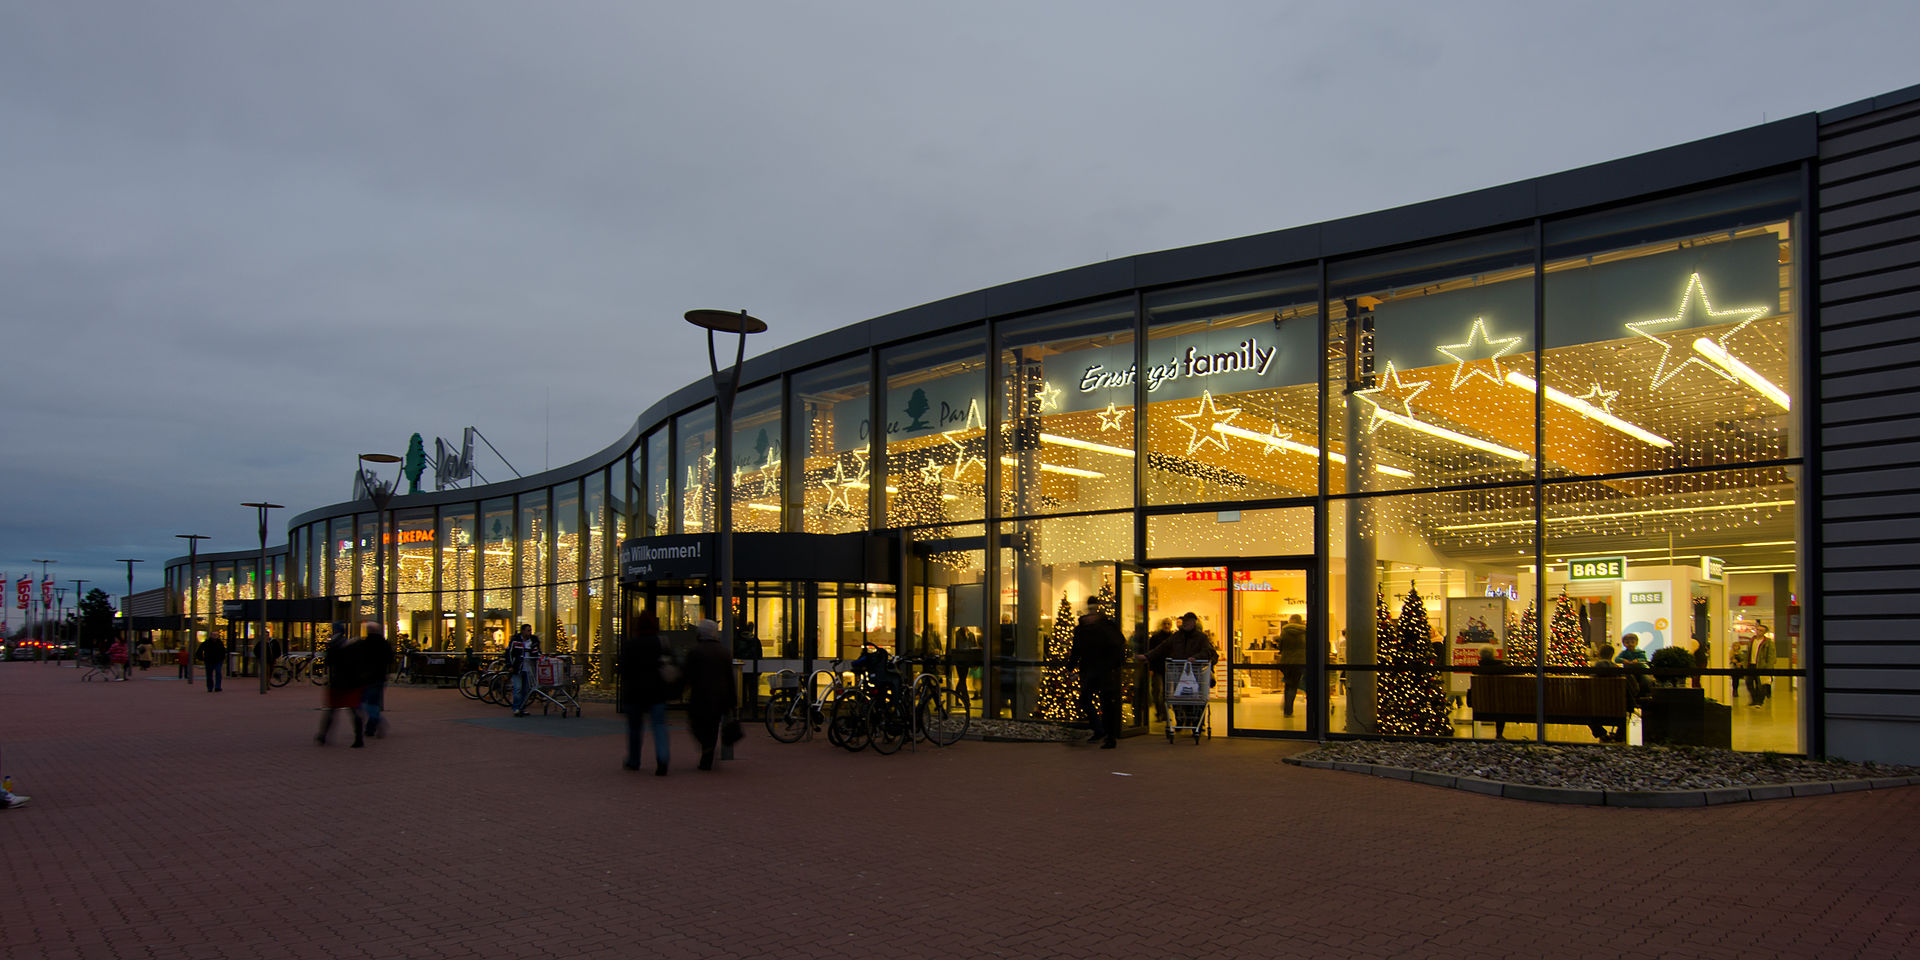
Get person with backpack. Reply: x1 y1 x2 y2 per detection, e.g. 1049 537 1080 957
618 609 676 776
508 623 539 717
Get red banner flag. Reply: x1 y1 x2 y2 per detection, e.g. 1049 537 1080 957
42 579 54 605
15 577 28 611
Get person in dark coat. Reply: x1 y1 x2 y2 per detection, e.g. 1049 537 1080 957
1068 599 1127 749
198 634 227 692
316 624 366 748
619 609 674 776
682 618 736 771
1277 614 1308 718
359 624 393 739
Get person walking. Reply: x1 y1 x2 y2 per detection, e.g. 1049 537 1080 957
618 609 675 776
359 623 393 739
316 623 367 748
198 634 226 692
508 624 539 717
136 638 154 672
1277 613 1308 718
177 641 193 683
106 635 130 682
682 619 736 771
1067 598 1127 749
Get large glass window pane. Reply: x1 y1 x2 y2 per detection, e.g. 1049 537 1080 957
678 406 716 535
480 497 514 652
554 481 581 662
999 298 1136 518
439 505 476 652
909 524 987 706
355 513 376 619
585 470 608 681
519 492 551 645
1544 465 1800 751
791 355 873 534
729 381 783 533
996 511 1132 721
1147 269 1320 505
1145 506 1313 559
1543 177 1799 476
644 430 670 537
1329 485 1537 740
393 507 434 646
1327 230 1537 493
883 327 988 526
328 517 353 601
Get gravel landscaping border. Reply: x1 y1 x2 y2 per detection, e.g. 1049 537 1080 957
1285 741 1920 807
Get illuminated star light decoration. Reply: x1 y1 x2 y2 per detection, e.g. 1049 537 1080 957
1174 390 1241 455
1034 382 1064 412
822 456 868 514
1096 402 1128 432
1435 318 1522 390
1350 360 1430 433
1574 383 1618 413
942 398 987 481
1626 273 1769 390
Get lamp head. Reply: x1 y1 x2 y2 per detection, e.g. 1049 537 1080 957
684 309 768 335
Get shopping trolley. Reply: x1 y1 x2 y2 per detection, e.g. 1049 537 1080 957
1162 658 1212 743
527 655 582 717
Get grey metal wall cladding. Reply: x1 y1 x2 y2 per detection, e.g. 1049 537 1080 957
1817 95 1920 763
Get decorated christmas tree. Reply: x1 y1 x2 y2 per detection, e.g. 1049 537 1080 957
1546 588 1588 669
1377 584 1452 737
1035 593 1081 722
1504 602 1539 670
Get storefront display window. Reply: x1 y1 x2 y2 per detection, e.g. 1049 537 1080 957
730 381 782 533
328 517 353 603
644 429 670 537
480 497 513 652
518 492 550 643
998 298 1136 518
884 328 988 526
996 511 1131 721
791 355 872 534
1147 269 1320 505
1145 505 1313 559
585 470 608 680
439 505 476 651
554 481 581 661
678 406 716 535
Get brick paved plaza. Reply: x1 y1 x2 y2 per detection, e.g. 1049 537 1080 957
3 661 1916 960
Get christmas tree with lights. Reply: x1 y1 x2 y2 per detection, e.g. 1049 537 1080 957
1035 593 1081 722
1546 588 1588 668
1377 584 1452 737
1504 602 1539 670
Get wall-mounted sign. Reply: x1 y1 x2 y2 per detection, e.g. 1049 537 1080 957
619 534 714 583
1567 556 1627 582
1701 556 1724 583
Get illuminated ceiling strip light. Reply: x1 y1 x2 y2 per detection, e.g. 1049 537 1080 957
1209 424 1411 477
1692 338 1791 410
1040 433 1134 458
1504 371 1672 447
1436 499 1795 532
746 503 781 513
1000 456 1103 479
1371 408 1531 462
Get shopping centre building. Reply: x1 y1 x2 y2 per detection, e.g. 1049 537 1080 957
162 85 1920 764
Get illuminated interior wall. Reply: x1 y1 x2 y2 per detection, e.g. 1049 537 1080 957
791 355 871 534
998 298 1136 518
730 381 783 533
883 328 987 526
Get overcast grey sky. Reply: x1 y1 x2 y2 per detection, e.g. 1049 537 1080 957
2 0 1914 599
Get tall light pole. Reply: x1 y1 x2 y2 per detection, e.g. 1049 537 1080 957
358 454 402 645
175 535 209 672
685 309 766 761
52 587 66 663
113 559 141 680
32 559 55 646
69 579 88 666
241 503 283 694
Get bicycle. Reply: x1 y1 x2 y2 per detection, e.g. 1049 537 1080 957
910 668 971 746
763 659 851 744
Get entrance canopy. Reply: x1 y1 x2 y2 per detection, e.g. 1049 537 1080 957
619 532 895 585
219 597 353 623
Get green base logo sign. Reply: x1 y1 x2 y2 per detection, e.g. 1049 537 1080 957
1568 556 1627 582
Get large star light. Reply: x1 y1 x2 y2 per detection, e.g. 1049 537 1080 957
1035 382 1064 412
1626 273 1769 390
1351 361 1430 433
942 398 987 481
1174 391 1241 455
1574 383 1618 413
1436 318 1522 390
1256 421 1292 456
823 457 867 513
1096 402 1128 432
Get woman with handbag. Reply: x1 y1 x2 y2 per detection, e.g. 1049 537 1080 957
619 609 676 776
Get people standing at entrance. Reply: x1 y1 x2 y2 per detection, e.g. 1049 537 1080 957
1068 599 1127 749
360 623 393 739
317 623 367 747
199 634 226 692
1143 613 1218 671
618 609 674 776
683 619 736 771
508 624 539 717
1277 614 1307 719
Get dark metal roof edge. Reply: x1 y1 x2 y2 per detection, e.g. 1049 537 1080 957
162 545 291 570
1818 82 1920 125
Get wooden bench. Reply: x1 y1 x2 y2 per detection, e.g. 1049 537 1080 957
1468 674 1634 728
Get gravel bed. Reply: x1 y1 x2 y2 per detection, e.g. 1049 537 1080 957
1298 740 1918 791
969 718 1083 742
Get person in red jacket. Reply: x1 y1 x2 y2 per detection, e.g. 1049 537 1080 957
106 635 131 682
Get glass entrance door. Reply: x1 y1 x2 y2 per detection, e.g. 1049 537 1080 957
1226 566 1312 736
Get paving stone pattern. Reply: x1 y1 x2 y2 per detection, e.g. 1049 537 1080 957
3 663 1917 959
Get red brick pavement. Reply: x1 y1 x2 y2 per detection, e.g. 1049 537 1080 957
2 661 1916 960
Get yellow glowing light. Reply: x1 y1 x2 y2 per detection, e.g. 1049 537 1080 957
1174 391 1240 455
942 398 987 481
1000 456 1104 479
1351 360 1429 433
1625 273 1769 390
746 503 781 513
1505 371 1672 447
1040 433 1134 458
1370 407 1531 461
1435 499 1796 532
1436 317 1522 390
1095 403 1128 432
1692 337 1790 410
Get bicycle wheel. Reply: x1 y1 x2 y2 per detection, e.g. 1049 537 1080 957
458 670 481 700
827 688 871 752
870 691 908 755
764 689 808 743
920 684 970 747
310 660 329 685
270 662 292 688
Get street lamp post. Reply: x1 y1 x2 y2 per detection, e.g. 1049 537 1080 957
358 454 403 646
685 309 767 762
31 559 55 646
241 503 284 695
113 559 141 680
68 579 87 666
175 535 209 676
52 587 66 663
